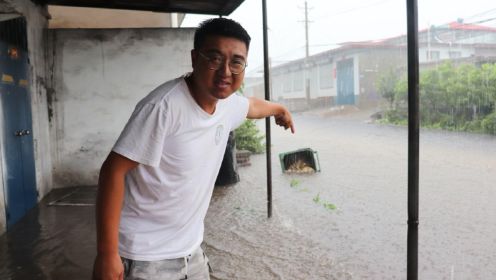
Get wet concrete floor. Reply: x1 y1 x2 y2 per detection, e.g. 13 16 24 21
0 187 97 279
1 111 495 279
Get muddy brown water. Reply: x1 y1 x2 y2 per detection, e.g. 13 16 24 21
204 112 496 279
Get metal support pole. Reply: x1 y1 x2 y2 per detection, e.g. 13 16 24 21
406 0 420 279
262 0 273 218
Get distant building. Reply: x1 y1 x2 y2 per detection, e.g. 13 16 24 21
252 21 496 111
242 76 265 99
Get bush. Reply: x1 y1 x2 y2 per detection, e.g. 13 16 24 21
437 114 456 130
461 119 482 133
384 109 407 124
376 62 496 135
481 112 496 135
234 119 265 153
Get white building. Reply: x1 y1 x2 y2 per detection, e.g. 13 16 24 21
255 21 496 111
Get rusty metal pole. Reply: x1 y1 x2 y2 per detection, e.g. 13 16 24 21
406 0 420 278
262 0 273 218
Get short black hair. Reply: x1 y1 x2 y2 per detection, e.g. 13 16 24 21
194 18 251 51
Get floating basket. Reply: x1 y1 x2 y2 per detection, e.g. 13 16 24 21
279 148 321 174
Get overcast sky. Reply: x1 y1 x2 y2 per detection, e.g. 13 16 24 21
182 0 496 76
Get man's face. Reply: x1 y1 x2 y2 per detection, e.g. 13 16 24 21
191 35 248 100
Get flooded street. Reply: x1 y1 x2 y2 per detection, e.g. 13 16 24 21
204 111 496 279
0 111 494 280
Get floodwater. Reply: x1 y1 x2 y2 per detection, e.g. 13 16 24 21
0 187 97 279
0 110 494 279
204 110 496 279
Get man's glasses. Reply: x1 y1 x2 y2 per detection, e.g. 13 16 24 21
198 51 247 75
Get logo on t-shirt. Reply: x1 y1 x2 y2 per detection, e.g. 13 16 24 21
215 125 223 145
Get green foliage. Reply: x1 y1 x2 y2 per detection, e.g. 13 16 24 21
312 193 337 211
288 178 309 192
376 62 496 135
323 202 337 210
384 109 408 125
288 183 336 211
377 69 400 109
234 119 265 153
290 178 300 188
312 193 321 204
394 78 408 108
464 119 483 132
481 112 496 135
234 83 265 153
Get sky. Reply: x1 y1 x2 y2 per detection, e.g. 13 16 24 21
182 0 496 76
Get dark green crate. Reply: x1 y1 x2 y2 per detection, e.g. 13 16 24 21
278 148 321 173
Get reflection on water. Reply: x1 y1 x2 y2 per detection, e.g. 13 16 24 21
0 188 96 280
204 112 496 279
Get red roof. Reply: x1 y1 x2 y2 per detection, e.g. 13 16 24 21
448 21 496 32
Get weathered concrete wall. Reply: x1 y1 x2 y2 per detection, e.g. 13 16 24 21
0 0 52 234
48 28 194 187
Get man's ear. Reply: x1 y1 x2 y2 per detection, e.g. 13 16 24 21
191 49 197 68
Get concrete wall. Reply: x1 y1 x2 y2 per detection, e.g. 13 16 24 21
0 0 52 234
48 28 195 187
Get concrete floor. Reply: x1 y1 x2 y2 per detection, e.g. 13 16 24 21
0 186 97 280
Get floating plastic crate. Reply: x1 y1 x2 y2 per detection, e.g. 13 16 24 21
279 148 321 174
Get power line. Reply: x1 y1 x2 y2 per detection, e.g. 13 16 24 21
466 16 496 25
312 0 394 21
464 7 496 21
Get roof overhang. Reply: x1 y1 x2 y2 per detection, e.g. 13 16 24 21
32 0 245 15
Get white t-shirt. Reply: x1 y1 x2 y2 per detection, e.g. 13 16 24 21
112 76 249 261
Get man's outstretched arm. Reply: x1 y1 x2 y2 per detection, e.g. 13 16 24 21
247 97 295 133
93 152 138 280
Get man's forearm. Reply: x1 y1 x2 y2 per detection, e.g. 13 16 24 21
247 97 286 119
95 153 137 255
96 166 125 254
247 96 294 133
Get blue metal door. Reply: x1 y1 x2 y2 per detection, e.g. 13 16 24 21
0 17 37 228
336 58 355 105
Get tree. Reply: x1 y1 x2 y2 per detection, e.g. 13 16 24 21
375 61 496 134
377 68 400 109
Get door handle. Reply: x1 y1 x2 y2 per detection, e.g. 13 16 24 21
14 130 30 137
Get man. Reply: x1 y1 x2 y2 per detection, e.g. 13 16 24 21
93 18 294 280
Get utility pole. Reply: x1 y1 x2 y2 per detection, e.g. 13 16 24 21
303 1 311 109
304 1 309 59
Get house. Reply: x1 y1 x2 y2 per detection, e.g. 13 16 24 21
257 20 496 111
